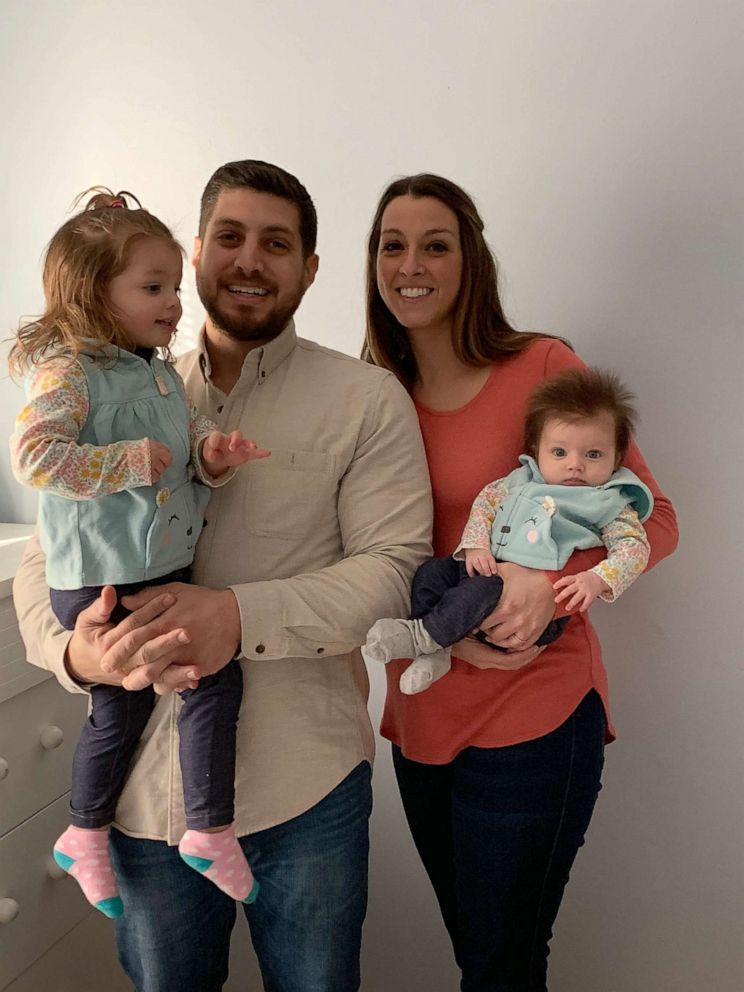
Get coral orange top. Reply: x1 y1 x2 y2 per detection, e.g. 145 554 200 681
380 339 679 763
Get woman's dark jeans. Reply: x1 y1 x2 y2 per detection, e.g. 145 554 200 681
393 690 606 991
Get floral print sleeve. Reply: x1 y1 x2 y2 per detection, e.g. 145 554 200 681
10 358 152 499
593 504 651 602
453 479 510 559
188 403 217 484
187 403 237 488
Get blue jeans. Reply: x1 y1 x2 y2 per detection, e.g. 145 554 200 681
109 760 372 992
393 691 605 991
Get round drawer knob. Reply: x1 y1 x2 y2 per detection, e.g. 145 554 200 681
46 857 67 880
0 898 19 924
40 725 64 750
0 758 8 781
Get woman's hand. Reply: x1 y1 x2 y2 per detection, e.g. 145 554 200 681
65 586 200 693
478 562 556 649
453 636 544 671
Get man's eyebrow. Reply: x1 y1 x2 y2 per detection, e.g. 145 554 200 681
380 227 457 237
212 217 296 237
262 225 296 237
214 217 245 230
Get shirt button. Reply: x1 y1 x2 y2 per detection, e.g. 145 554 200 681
217 405 224 413
260 370 266 378
255 644 266 654
316 647 324 654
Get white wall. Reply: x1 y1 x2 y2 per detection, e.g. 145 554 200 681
2 1 743 988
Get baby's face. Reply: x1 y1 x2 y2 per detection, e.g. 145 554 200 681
536 414 618 487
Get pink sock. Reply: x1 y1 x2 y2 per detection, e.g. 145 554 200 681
178 825 259 903
53 825 123 918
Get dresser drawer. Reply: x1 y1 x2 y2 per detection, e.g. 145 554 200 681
0 596 49 704
0 678 88 836
2 908 127 992
0 794 92 989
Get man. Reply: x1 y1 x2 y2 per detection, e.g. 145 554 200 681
14 160 432 992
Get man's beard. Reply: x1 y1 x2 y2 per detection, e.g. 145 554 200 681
196 272 305 344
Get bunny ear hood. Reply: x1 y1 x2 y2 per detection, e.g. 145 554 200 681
600 466 654 523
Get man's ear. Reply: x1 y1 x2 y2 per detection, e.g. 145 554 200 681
303 253 319 290
191 236 202 268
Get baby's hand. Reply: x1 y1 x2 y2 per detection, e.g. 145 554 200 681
202 430 271 478
553 570 609 612
149 440 173 482
464 548 498 577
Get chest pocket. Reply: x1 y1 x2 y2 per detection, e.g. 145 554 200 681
244 448 339 539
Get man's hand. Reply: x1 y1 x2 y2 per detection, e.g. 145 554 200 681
464 548 498 577
477 562 555 649
201 431 271 478
553 570 609 613
104 583 242 690
65 586 200 692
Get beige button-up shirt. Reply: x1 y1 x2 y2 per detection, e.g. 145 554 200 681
13 322 432 843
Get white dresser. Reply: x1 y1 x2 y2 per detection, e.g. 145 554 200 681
0 526 129 991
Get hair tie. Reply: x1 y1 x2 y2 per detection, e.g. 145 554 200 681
109 196 126 209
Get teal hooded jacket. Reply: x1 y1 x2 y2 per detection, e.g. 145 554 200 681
487 455 654 570
38 348 210 589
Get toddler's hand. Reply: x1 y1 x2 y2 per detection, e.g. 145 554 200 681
464 548 498 577
149 440 173 482
202 430 271 478
553 570 609 612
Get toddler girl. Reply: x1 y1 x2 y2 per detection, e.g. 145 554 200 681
10 189 268 916
363 368 653 694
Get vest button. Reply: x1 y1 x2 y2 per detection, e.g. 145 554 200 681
255 643 266 654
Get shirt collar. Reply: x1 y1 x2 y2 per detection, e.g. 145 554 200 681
196 319 298 384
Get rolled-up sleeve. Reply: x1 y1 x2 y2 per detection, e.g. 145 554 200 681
12 533 85 695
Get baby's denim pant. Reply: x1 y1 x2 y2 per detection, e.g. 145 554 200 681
411 555 568 650
51 569 243 830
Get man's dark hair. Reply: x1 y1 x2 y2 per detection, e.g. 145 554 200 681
199 160 317 256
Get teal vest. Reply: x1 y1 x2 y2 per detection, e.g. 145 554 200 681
488 455 653 570
39 348 210 589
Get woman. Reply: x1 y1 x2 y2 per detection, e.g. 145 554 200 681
362 174 678 990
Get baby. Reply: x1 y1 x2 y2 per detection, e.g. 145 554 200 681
363 367 653 694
